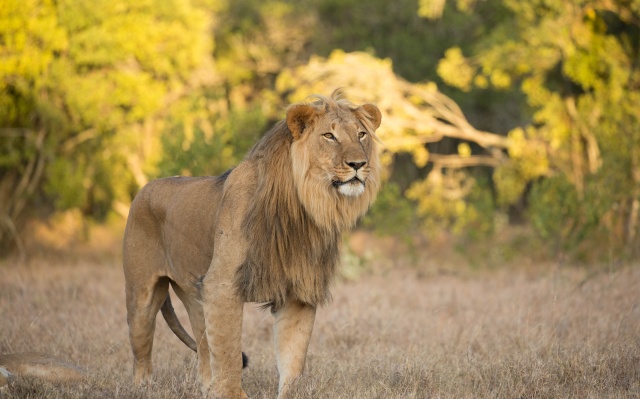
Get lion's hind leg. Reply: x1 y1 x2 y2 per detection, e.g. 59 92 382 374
171 283 214 386
126 276 170 385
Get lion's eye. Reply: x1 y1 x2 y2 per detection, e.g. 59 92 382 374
323 133 336 141
358 131 367 139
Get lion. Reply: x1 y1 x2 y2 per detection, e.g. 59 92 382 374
123 91 382 398
0 352 87 387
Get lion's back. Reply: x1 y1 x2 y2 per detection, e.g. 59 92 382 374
136 175 223 219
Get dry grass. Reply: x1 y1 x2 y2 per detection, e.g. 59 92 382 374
1 256 639 398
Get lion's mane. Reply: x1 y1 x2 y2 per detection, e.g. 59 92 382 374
235 94 380 310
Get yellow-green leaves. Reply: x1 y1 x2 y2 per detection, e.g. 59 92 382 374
437 47 475 91
1 0 219 225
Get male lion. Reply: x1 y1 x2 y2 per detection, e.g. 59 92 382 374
123 91 381 398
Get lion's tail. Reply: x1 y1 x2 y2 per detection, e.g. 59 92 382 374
160 294 249 368
160 294 197 352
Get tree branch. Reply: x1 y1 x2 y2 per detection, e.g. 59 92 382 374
428 153 504 168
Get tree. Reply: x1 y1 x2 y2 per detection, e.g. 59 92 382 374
0 0 219 255
433 0 640 256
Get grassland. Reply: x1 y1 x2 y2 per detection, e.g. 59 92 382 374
1 253 638 398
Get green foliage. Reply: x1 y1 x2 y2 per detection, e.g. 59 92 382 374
528 176 579 243
493 127 548 206
2 0 639 262
437 47 476 91
213 0 315 108
433 0 640 257
310 0 437 82
361 182 417 239
46 0 214 214
419 0 480 19
407 169 496 238
0 0 218 250
158 93 266 177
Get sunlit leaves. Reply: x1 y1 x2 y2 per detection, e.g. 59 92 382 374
418 0 446 20
434 0 640 254
458 142 471 158
1 0 220 227
437 47 475 91
419 0 478 19
0 0 67 84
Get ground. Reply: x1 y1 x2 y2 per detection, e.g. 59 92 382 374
0 253 639 398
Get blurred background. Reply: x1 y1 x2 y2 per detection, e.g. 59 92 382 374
1 0 639 266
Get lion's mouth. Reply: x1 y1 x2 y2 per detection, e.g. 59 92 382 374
332 177 364 187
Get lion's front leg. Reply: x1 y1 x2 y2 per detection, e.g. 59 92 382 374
201 279 247 399
273 298 316 399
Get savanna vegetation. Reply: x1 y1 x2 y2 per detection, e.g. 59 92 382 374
2 2 640 398
2 0 639 263
1 258 639 398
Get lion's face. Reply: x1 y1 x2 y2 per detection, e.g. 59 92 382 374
287 98 382 229
305 112 375 197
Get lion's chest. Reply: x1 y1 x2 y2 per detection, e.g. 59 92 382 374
235 212 340 309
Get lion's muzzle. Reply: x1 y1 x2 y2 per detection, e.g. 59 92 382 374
332 177 365 197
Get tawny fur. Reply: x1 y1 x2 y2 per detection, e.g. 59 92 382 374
123 91 382 397
236 96 381 310
0 353 86 384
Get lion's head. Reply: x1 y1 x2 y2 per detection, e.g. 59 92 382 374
287 92 382 230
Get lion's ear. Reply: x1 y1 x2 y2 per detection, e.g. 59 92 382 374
359 103 382 130
286 104 316 140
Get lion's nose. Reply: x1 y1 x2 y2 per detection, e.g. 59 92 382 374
346 161 366 171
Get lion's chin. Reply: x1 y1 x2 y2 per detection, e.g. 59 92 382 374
336 180 365 197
